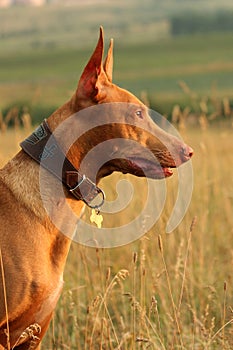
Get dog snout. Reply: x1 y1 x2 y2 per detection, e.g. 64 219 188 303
181 145 194 162
164 141 194 167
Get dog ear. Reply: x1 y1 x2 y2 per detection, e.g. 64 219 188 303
103 38 114 82
76 27 108 105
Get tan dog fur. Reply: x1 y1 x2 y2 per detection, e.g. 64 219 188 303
0 28 193 349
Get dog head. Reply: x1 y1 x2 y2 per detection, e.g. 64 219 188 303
71 28 193 180
52 27 193 181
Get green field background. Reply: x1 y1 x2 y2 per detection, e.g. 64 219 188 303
0 0 233 119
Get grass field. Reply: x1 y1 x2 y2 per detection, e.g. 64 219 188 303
0 1 233 348
0 118 233 349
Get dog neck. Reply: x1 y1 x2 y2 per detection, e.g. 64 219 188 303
0 100 87 233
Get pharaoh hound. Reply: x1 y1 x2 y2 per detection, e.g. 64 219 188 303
0 27 193 349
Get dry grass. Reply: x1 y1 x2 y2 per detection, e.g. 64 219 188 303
0 113 233 349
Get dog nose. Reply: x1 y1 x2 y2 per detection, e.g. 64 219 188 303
181 145 194 161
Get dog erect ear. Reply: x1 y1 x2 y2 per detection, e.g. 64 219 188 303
76 27 109 106
103 38 114 82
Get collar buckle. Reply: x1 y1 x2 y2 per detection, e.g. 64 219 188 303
69 175 105 209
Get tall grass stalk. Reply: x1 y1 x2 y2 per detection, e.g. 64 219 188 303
177 216 197 312
158 235 184 348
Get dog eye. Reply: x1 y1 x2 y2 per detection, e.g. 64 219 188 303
135 110 143 119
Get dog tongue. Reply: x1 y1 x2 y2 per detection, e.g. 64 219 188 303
163 168 173 177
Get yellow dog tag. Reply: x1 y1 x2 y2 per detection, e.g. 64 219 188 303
90 209 103 229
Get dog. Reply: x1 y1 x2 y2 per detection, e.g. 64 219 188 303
0 27 193 349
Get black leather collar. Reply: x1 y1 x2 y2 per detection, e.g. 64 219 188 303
20 120 105 209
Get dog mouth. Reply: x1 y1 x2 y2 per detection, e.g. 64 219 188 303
126 157 173 179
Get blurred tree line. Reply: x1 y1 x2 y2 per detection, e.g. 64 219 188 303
170 11 233 35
